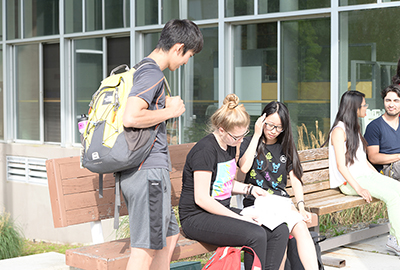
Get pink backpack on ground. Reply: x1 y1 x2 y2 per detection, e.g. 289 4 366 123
202 246 262 270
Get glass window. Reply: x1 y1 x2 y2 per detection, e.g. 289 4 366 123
188 0 218 20
86 0 102 31
259 0 330 13
65 0 82 34
136 0 158 26
74 38 103 143
340 0 375 6
16 45 40 140
181 27 219 143
226 0 254 17
162 0 179 24
107 37 130 74
43 43 61 142
23 0 59 38
105 0 130 29
339 7 400 134
6 0 21 40
143 27 219 144
281 18 331 149
234 23 278 132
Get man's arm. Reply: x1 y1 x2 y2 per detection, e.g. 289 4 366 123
123 95 185 128
366 145 400 165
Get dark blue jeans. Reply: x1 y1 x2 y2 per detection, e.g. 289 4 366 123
181 208 289 270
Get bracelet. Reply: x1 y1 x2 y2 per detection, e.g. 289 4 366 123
296 200 305 208
244 184 251 196
245 184 254 198
248 186 254 197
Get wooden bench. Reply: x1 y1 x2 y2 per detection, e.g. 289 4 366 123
288 147 389 252
49 144 377 270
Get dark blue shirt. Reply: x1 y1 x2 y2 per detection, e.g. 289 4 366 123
364 116 400 172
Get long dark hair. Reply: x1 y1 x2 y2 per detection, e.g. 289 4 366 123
324 90 367 166
257 101 303 182
392 57 400 84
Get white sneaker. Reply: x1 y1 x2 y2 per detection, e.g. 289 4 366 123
386 235 400 256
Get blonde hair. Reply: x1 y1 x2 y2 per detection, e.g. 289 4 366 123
210 94 250 132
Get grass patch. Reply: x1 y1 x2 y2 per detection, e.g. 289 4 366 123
0 211 24 260
319 201 388 235
22 240 82 256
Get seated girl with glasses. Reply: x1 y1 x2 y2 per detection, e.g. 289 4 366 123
179 94 290 270
238 101 319 270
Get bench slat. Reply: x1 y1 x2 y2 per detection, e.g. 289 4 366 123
301 159 329 172
65 204 128 226
62 174 115 195
308 195 379 216
298 147 328 162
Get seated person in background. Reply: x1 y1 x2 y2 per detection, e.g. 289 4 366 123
364 84 400 176
328 90 400 256
179 94 290 270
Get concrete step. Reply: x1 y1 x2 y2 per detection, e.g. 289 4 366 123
0 252 79 270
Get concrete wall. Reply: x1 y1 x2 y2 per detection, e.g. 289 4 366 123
0 143 116 245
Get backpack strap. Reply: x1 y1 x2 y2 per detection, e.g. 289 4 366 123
114 172 122 229
99 174 103 198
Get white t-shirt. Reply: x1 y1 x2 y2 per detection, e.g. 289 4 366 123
329 121 375 188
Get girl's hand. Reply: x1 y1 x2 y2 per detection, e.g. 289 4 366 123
240 214 260 225
251 186 268 197
299 209 312 223
254 114 266 138
356 187 372 203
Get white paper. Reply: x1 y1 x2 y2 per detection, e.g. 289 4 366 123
240 195 304 231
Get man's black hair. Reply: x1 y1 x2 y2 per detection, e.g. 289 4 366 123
156 19 203 55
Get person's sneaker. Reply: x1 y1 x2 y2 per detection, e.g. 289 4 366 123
386 235 400 255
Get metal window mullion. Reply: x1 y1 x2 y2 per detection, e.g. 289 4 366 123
331 0 339 127
159 0 162 25
254 0 258 15
102 0 105 30
82 0 86 32
218 0 225 107
12 45 17 140
103 37 107 78
20 0 24 38
277 20 281 101
39 43 44 143
130 0 136 65
179 0 188 19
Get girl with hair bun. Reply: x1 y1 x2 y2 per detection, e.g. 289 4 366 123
179 94 290 270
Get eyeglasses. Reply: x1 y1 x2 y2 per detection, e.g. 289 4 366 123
361 103 369 108
226 129 249 141
264 122 284 133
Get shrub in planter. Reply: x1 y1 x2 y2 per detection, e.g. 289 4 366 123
0 211 24 260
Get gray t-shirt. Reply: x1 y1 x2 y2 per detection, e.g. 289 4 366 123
126 58 169 170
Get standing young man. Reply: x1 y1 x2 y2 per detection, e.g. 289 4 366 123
121 19 203 270
364 84 400 254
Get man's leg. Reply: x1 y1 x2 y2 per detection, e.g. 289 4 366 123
126 247 156 270
150 233 180 270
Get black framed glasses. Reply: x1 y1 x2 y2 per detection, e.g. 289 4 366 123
226 129 249 141
264 122 284 133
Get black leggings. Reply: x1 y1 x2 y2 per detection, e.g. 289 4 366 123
181 209 289 270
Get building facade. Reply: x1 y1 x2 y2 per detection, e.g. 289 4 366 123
0 0 399 244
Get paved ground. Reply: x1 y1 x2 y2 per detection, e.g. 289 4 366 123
0 233 398 269
323 233 399 270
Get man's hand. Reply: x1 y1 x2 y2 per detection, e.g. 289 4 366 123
166 96 185 118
